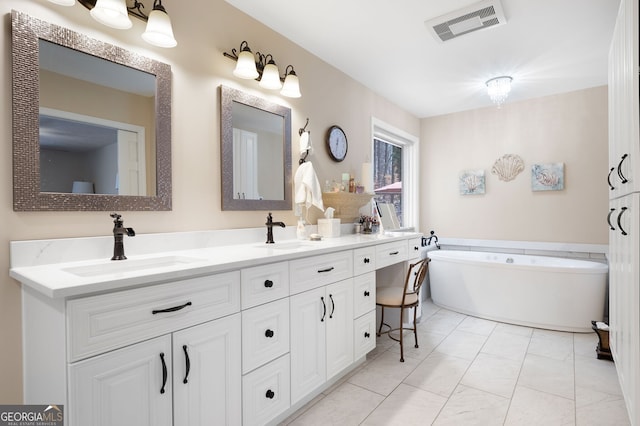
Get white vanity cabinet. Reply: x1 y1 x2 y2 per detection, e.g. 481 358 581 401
69 315 242 426
13 231 422 426
290 278 354 405
240 261 291 425
23 272 242 426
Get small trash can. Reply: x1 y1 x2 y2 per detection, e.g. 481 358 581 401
591 320 613 361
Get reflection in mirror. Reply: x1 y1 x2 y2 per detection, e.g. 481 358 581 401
221 86 292 211
39 39 156 197
11 11 172 211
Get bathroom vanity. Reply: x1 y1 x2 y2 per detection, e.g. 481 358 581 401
11 229 422 426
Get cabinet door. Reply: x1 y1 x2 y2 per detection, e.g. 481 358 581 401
326 279 354 380
608 0 640 197
609 194 640 425
290 287 326 405
173 314 241 426
68 336 172 426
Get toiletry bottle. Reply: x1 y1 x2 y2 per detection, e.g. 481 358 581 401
296 219 307 240
349 176 355 193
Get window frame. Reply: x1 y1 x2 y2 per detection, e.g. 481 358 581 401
371 117 419 230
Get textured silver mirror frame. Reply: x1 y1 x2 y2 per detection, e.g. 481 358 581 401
11 10 172 211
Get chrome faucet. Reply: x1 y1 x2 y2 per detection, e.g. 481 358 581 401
424 230 440 249
110 213 135 260
265 212 285 244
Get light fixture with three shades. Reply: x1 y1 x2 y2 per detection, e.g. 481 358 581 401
224 41 302 98
47 0 177 48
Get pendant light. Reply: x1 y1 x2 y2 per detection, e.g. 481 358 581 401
281 65 301 98
90 0 133 29
141 0 177 48
259 55 283 90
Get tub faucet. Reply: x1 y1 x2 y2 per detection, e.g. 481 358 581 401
425 230 440 249
265 212 285 244
110 212 135 260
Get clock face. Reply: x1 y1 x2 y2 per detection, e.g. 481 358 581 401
327 125 348 162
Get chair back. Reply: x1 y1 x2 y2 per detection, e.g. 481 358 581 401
402 258 430 305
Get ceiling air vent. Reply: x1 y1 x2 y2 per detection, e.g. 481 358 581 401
425 0 507 43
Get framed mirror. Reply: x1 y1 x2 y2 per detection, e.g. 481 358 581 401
11 11 172 211
220 85 292 210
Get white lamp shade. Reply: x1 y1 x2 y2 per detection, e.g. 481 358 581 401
233 50 259 79
281 72 301 98
90 0 132 29
48 0 76 6
259 63 282 90
72 181 95 194
141 9 177 48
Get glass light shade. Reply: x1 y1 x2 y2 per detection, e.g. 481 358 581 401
259 63 282 90
233 50 259 79
90 0 132 29
281 71 301 98
486 76 512 107
141 9 177 48
48 0 76 6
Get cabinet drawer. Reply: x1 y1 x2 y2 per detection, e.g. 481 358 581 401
376 241 408 269
407 237 423 260
67 271 240 362
353 272 375 318
242 298 290 374
242 354 290 426
354 311 376 360
289 250 353 294
241 261 289 309
354 246 376 276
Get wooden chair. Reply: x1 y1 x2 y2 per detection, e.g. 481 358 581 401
376 257 430 362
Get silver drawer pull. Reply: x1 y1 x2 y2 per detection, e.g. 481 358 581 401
317 267 335 273
152 301 192 315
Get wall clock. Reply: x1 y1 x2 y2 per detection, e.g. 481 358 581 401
326 125 348 162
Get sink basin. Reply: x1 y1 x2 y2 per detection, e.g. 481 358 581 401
256 241 316 251
63 256 204 277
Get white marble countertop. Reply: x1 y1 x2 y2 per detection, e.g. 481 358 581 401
10 229 421 299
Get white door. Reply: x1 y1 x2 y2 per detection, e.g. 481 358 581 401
68 335 172 426
325 279 354 380
233 128 259 200
173 314 242 426
117 129 147 196
290 287 326 405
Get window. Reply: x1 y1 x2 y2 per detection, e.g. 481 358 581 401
371 118 419 230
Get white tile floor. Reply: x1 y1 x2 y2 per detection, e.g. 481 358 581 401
281 300 630 426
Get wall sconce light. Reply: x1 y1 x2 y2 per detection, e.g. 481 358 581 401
224 41 302 98
47 0 177 48
486 76 512 107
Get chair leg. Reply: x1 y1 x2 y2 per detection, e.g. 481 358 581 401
377 306 384 337
399 306 405 362
413 306 419 349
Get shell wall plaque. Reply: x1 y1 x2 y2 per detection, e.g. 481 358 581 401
491 154 524 182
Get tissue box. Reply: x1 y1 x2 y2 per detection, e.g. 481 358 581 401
317 219 341 238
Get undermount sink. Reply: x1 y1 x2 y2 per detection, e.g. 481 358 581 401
256 241 317 251
63 255 204 277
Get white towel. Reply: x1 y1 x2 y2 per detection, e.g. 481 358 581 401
294 161 324 216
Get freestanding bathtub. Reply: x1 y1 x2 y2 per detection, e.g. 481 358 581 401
427 250 609 332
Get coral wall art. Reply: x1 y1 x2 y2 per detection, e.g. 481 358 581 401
459 169 486 195
531 163 564 191
491 154 524 182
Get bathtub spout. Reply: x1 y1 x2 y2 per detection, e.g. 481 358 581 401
424 230 440 249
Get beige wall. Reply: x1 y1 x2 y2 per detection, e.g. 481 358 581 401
420 86 608 244
0 0 419 402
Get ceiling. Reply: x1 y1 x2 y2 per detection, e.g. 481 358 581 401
224 0 621 118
